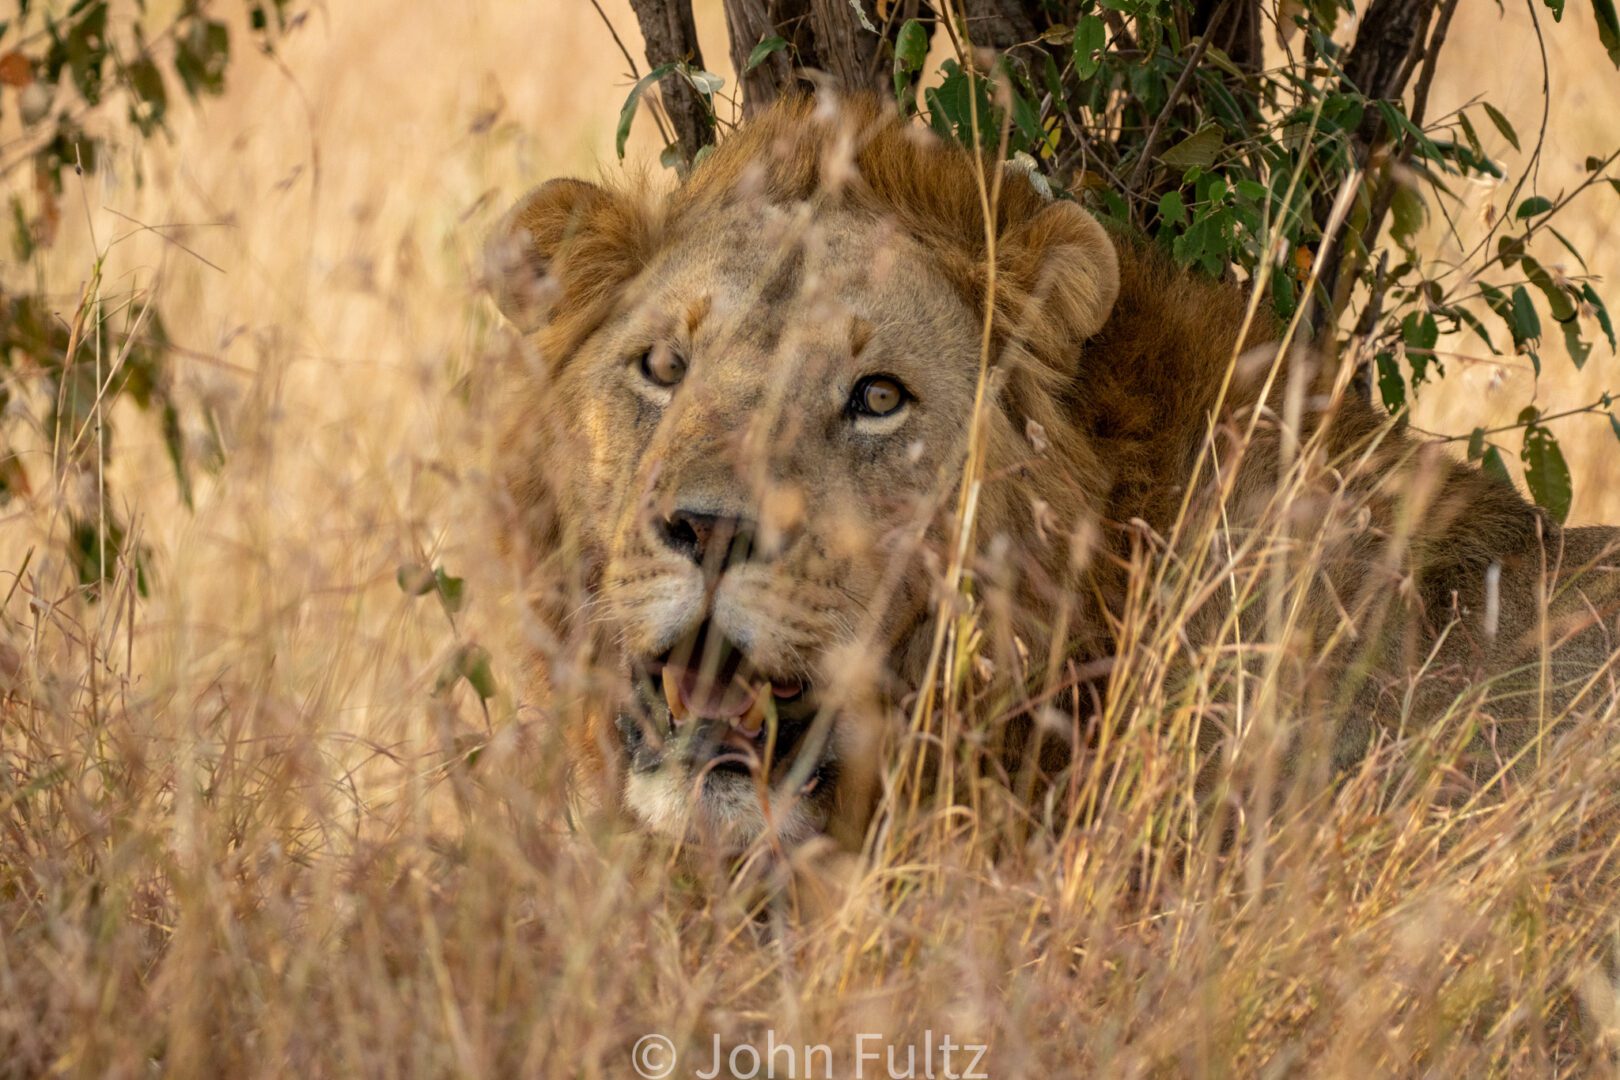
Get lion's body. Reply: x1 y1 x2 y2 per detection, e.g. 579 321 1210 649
488 95 1620 849
1090 238 1620 773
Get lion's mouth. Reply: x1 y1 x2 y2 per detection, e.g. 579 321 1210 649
621 621 824 785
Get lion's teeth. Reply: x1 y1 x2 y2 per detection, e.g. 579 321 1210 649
734 688 767 737
660 666 688 724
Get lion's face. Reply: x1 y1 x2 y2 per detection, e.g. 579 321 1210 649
566 200 981 844
489 99 1119 849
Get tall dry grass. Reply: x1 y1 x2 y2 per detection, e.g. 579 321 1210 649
1 2 1619 1076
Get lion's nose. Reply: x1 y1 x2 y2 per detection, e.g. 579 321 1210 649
655 509 760 571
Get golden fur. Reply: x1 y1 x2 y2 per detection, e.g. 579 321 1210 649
486 94 1620 849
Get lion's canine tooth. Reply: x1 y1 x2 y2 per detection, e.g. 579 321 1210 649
660 666 688 724
734 687 767 737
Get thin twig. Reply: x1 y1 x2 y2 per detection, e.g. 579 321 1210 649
1127 0 1229 192
589 0 675 149
1434 396 1617 443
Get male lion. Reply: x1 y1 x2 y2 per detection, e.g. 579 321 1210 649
486 94 1620 852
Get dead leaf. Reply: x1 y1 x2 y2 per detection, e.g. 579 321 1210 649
0 52 32 88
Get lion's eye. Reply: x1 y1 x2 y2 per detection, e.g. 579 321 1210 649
638 345 687 388
849 375 909 419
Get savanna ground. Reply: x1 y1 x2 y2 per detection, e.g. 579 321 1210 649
4 2 1620 1076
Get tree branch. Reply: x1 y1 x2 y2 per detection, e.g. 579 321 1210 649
627 0 715 163
1128 0 1229 192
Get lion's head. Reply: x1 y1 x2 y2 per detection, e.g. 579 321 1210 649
487 95 1128 849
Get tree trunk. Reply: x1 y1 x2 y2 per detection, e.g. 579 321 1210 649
722 0 819 117
719 0 976 113
1343 0 1441 145
627 0 714 164
805 0 889 94
1312 0 1445 398
1194 0 1263 74
959 0 1040 51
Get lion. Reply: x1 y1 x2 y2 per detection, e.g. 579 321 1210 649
484 94 1620 852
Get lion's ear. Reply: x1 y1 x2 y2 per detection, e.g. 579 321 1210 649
484 178 639 332
1002 199 1120 343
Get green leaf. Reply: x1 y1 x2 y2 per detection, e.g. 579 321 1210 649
1234 178 1267 203
1595 0 1620 66
161 401 191 508
1580 282 1616 350
1481 446 1513 486
893 18 929 99
1375 351 1406 412
1402 310 1439 350
1562 320 1592 370
745 34 787 74
1375 100 1444 163
1521 257 1577 323
398 564 465 613
1458 112 1485 156
1481 102 1521 151
1158 125 1224 171
1511 284 1542 347
1272 272 1296 321
1467 426 1487 461
1001 67 1043 150
1515 195 1554 219
1544 0 1566 19
438 643 497 700
923 86 953 141
1548 226 1591 273
1402 311 1439 382
10 195 33 264
1610 413 1620 442
1158 190 1186 227
64 2 109 107
925 59 1000 150
1497 234 1526 269
1482 284 1520 345
1072 15 1106 81
681 68 724 97
174 17 230 99
125 55 167 135
1454 305 1500 354
1390 183 1425 248
434 568 466 614
397 564 436 596
1200 43 1247 79
616 63 672 160
1521 420 1573 523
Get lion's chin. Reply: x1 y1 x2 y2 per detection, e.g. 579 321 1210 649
611 617 843 849
623 769 829 850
